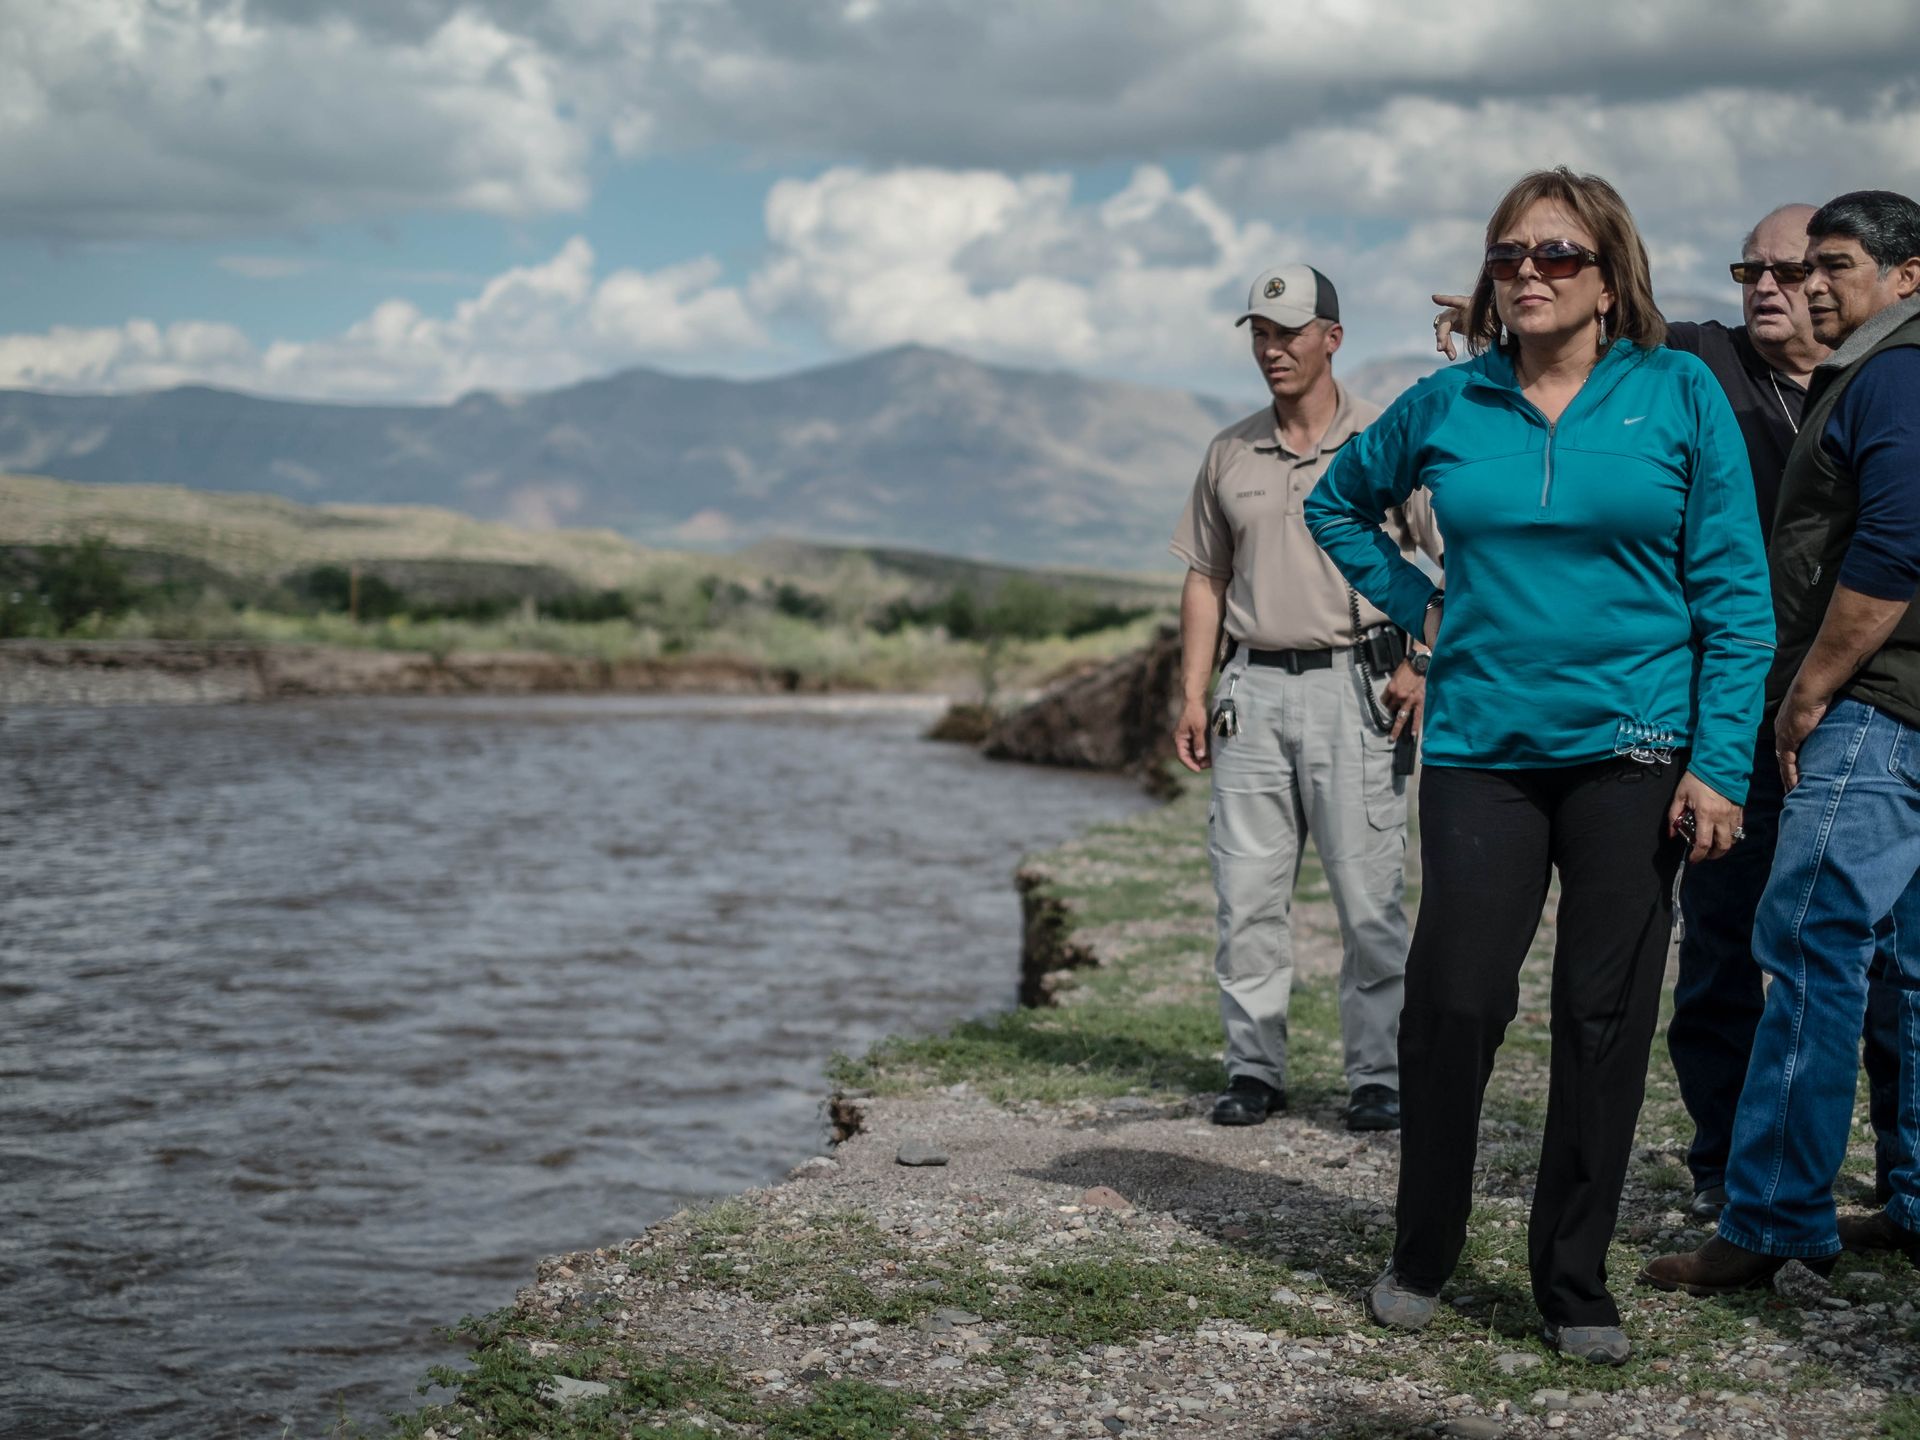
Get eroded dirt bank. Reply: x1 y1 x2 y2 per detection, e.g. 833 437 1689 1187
0 640 838 706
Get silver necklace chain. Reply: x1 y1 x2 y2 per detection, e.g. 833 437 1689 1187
1768 368 1801 435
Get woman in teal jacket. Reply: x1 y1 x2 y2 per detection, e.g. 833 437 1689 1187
1305 168 1773 1364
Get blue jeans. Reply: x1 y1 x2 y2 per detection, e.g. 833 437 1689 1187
1721 699 1920 1257
1670 722 1905 1194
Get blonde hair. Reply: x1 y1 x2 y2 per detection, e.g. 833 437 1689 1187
1462 167 1665 355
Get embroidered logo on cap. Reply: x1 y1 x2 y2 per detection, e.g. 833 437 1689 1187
1264 277 1286 299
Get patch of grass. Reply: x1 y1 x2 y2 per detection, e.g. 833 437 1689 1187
1041 874 1205 931
674 1202 908 1309
705 1202 1335 1351
836 997 1224 1103
1879 1394 1920 1438
390 1307 962 1440
999 1242 1297 1344
395 1325 724 1439
880 1235 1334 1347
763 1380 951 1440
1637 1155 1693 1198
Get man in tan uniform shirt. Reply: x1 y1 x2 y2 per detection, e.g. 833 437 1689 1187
1171 264 1442 1132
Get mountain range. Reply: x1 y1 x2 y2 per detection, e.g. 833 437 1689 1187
0 346 1441 573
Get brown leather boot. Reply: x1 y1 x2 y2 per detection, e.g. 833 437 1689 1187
1838 1209 1920 1263
1638 1235 1797 1295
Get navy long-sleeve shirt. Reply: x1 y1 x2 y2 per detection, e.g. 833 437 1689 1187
1829 347 1920 601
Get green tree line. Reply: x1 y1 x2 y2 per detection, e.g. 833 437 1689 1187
0 536 1155 646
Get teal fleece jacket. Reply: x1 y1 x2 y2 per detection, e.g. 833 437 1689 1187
1304 339 1774 803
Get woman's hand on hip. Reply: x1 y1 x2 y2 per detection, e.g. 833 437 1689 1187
1669 771 1742 862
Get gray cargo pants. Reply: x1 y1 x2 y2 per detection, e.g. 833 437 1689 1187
1207 648 1410 1094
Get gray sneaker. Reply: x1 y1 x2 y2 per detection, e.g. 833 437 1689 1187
1543 1323 1631 1364
1364 1270 1437 1331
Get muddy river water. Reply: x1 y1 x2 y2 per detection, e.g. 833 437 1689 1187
0 695 1150 1438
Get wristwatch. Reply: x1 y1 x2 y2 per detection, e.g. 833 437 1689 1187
1409 650 1431 676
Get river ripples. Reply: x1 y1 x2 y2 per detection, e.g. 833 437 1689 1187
0 695 1149 1438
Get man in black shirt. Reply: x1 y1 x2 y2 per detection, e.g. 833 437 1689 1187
1434 205 1902 1221
1664 204 1825 546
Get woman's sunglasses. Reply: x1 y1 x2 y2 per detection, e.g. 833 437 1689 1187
1729 260 1812 286
1484 240 1600 281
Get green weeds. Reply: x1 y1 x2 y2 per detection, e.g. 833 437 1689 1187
392 1308 961 1440
1881 1395 1920 1438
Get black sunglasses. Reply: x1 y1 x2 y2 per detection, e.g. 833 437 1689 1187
1729 260 1812 286
1484 239 1601 281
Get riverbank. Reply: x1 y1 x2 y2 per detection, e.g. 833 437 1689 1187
0 638 848 706
0 623 1159 708
386 787 1920 1440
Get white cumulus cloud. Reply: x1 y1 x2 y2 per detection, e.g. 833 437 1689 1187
1 0 589 240
1213 88 1920 228
749 165 1292 387
1211 84 1920 330
0 239 763 401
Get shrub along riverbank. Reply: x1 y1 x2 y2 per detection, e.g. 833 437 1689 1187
372 784 1920 1439
1 531 1169 699
0 474 1182 699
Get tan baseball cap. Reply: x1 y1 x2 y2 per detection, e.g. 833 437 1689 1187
1236 264 1340 330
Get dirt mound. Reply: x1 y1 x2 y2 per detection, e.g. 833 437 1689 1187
983 624 1182 775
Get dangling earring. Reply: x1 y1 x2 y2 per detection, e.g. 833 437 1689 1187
1597 309 1609 350
1499 321 1508 348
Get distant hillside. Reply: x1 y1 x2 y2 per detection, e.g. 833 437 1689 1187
0 473 1177 610
0 347 1440 573
1345 353 1448 409
0 471 662 589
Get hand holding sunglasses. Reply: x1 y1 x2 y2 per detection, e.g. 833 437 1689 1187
1484 239 1601 281
1668 806 1697 915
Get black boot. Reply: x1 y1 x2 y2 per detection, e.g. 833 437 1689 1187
1210 1075 1286 1126
1345 1084 1400 1132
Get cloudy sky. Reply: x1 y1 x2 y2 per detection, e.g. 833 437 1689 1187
4 0 1918 404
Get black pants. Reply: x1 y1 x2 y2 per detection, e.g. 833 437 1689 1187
1393 759 1682 1327
1668 723 1907 1195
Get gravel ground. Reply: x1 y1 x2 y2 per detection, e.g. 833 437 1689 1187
399 788 1920 1440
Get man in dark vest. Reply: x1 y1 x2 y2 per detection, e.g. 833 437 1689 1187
1646 190 1920 1293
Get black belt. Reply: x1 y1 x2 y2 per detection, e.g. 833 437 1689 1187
1226 640 1341 674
